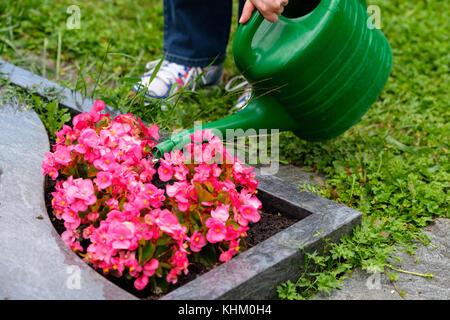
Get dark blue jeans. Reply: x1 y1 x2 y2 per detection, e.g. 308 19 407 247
163 0 245 67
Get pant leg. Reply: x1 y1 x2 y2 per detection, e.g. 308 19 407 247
163 0 233 67
238 0 246 21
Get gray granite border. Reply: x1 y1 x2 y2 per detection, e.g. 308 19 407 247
1 61 362 300
162 173 362 300
0 99 135 300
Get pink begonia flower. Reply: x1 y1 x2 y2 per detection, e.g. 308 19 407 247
136 117 159 141
110 121 131 137
205 218 226 243
164 149 186 166
172 225 188 243
211 163 222 177
110 256 125 276
190 128 214 143
79 128 100 148
230 239 240 251
108 221 136 250
134 275 149 290
125 257 142 277
82 225 95 239
147 124 160 141
138 159 157 181
41 153 59 179
193 164 211 181
99 128 114 146
189 231 207 252
143 259 159 277
155 209 182 235
158 162 173 182
141 225 157 240
74 178 97 205
166 182 181 197
70 241 84 253
172 250 189 269
72 113 90 132
166 268 179 284
166 181 191 211
211 204 230 223
93 151 117 171
239 204 261 223
62 210 79 224
87 243 111 261
219 249 234 262
247 195 262 211
92 99 105 114
193 144 210 163
61 230 77 246
219 241 240 263
224 224 240 241
94 171 113 190
106 198 119 210
54 129 67 145
53 145 72 166
64 219 81 232
173 164 189 181
238 225 249 237
143 185 165 209
70 142 88 154
190 130 204 143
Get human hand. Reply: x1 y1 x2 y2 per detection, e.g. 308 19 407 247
239 0 289 24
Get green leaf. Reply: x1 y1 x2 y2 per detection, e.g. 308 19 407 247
119 76 141 84
386 271 399 282
386 136 416 153
217 190 230 204
193 181 215 202
191 243 217 267
225 220 239 230
189 209 202 227
139 241 155 264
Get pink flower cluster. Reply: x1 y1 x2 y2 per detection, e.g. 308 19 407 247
42 101 261 292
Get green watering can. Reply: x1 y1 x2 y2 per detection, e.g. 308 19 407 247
154 0 392 157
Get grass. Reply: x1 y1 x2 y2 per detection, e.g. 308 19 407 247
1 0 449 299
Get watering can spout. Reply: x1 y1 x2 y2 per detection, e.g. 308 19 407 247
153 94 295 159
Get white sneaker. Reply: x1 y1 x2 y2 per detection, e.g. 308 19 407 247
132 58 223 100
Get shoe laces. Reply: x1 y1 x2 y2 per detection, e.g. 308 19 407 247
145 59 204 91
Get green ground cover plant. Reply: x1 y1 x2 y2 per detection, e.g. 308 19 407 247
1 0 448 299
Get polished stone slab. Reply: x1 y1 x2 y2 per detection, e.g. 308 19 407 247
0 99 135 300
315 218 450 300
162 172 362 300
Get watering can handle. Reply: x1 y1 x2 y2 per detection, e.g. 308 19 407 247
237 9 264 42
233 10 264 71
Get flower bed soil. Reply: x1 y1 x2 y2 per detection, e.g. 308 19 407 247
45 169 300 299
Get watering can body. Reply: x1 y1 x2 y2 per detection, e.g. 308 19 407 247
154 0 392 156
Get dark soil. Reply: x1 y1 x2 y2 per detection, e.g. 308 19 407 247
44 138 300 299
